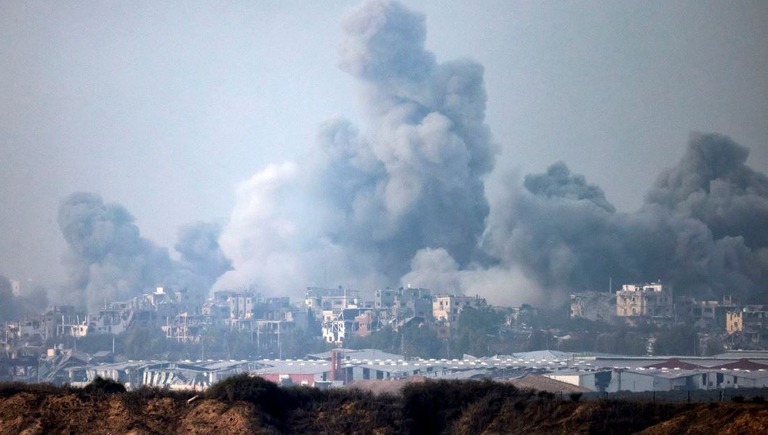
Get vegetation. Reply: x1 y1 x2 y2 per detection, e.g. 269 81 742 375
654 324 698 356
82 376 126 395
1 378 768 434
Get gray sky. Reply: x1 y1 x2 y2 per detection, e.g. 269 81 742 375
2 0 766 287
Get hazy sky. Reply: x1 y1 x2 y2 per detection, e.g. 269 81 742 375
2 0 766 287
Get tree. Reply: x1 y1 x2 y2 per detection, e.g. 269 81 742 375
401 322 441 359
123 326 167 360
702 336 725 356
654 325 697 356
594 328 647 355
525 329 551 352
452 307 506 357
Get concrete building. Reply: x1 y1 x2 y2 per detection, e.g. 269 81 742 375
88 309 128 335
726 306 768 343
570 291 616 322
375 288 396 309
321 308 370 344
433 295 487 326
616 282 673 320
163 312 211 343
395 287 433 319
214 290 257 319
305 287 361 313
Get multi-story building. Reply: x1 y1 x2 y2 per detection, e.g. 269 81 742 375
396 287 433 319
321 308 371 344
376 287 433 324
726 306 768 343
616 282 673 320
570 291 616 322
229 318 294 357
305 287 361 313
375 288 396 309
432 295 487 327
42 306 86 340
88 309 128 335
163 312 212 343
213 290 257 319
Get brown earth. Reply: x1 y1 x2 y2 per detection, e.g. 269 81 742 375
0 393 264 435
1 382 767 434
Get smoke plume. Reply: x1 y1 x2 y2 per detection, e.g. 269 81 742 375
481 134 767 303
216 0 496 295
646 133 768 249
216 1 767 306
58 192 230 310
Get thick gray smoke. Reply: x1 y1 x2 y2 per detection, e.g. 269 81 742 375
175 222 232 291
215 1 766 306
482 134 767 303
0 275 49 321
58 192 229 310
216 0 496 294
646 133 768 249
0 275 14 322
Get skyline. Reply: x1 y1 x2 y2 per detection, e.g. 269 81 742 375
2 1 767 306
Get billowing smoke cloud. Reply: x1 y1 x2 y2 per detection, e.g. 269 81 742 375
646 133 768 249
0 275 15 322
217 1 767 306
216 0 496 295
175 221 232 290
480 134 767 303
0 275 50 321
58 192 229 310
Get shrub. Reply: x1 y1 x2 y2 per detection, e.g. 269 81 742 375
732 395 745 403
206 373 296 424
401 379 520 434
82 376 126 395
206 373 280 403
570 392 583 402
537 391 555 401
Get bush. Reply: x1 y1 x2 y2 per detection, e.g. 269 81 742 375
732 395 745 403
206 373 297 425
206 373 280 403
537 391 555 401
401 379 520 434
570 392 583 402
82 376 126 395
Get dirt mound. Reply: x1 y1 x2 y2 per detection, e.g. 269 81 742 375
179 400 263 435
1 380 768 434
639 403 768 435
0 392 267 435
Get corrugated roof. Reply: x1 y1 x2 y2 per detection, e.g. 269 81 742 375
644 358 703 370
711 359 768 370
